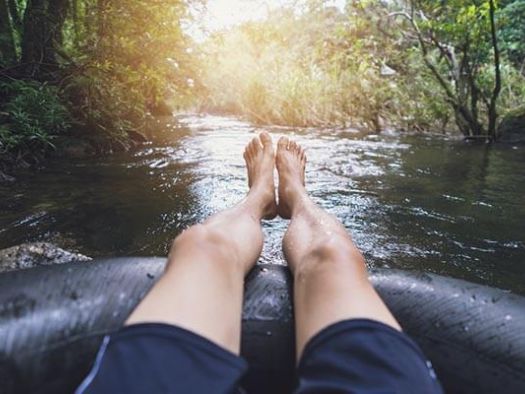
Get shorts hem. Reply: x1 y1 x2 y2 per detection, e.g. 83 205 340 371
298 318 428 370
113 322 247 371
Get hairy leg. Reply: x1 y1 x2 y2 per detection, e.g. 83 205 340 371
276 137 400 359
126 132 277 354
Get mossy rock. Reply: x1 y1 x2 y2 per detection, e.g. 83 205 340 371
0 242 91 274
498 106 525 143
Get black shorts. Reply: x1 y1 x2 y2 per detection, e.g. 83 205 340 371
76 319 443 393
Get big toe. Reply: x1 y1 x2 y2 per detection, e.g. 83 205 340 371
260 132 273 152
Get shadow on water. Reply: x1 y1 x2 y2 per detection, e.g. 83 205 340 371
0 118 199 256
0 114 524 293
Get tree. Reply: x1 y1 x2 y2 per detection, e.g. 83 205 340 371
392 0 502 139
1 0 198 164
499 1 525 72
0 0 17 64
20 0 69 78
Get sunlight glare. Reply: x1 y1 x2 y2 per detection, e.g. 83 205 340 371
204 0 345 31
205 0 284 30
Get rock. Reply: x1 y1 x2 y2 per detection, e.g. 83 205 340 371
498 106 525 143
0 242 91 274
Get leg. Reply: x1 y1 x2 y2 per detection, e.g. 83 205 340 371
126 132 277 354
276 137 400 359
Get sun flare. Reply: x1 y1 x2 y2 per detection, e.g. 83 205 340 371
204 0 344 31
204 0 277 30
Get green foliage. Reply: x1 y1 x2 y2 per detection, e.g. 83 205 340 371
198 1 455 130
395 0 524 137
199 0 524 135
63 63 147 141
0 0 198 163
499 1 525 67
0 0 524 165
497 61 525 111
0 80 70 153
59 0 198 140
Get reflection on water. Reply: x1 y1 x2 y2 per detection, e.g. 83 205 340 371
1 114 524 293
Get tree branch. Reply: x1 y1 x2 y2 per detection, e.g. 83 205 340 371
7 0 21 29
488 0 501 138
389 10 458 106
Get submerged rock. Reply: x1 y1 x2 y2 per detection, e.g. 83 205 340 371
0 243 91 274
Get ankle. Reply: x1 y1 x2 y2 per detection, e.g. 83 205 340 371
285 186 308 213
243 192 276 219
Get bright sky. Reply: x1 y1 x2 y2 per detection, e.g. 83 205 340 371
201 0 346 31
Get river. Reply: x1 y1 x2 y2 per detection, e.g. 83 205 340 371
1 114 524 293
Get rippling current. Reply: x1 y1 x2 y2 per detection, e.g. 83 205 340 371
1 114 524 293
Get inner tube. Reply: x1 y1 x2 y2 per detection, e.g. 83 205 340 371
0 258 524 394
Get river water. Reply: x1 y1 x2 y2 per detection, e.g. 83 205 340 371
1 114 524 293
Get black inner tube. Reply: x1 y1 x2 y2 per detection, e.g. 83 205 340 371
0 258 524 394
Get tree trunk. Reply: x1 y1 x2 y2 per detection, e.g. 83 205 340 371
21 0 51 77
21 0 68 78
96 0 110 54
48 0 68 47
7 0 21 30
71 0 80 42
487 0 501 140
0 0 17 64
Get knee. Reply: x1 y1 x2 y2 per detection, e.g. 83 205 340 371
297 235 366 278
310 234 356 263
170 224 236 263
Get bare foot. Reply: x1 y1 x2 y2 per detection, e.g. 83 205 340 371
243 132 278 219
276 136 307 219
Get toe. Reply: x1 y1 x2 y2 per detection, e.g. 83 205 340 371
278 136 289 151
290 141 298 154
298 144 305 157
245 143 253 159
251 137 262 154
260 132 273 152
247 139 256 155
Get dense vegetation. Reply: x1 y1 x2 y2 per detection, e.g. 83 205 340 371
1 0 525 175
0 0 197 170
199 0 525 136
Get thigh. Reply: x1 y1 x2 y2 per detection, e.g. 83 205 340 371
77 323 247 394
295 319 443 394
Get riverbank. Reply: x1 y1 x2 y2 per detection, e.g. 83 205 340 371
0 132 147 183
0 110 158 183
0 0 195 183
198 2 525 140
